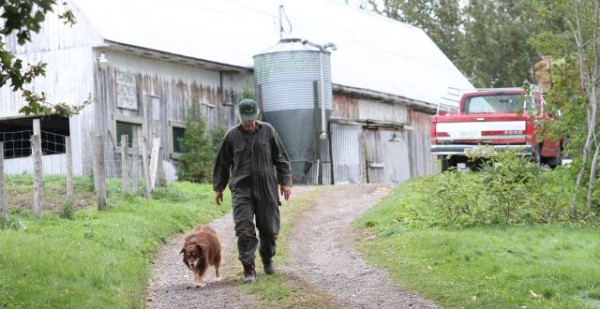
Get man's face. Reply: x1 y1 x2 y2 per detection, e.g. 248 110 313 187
241 120 257 133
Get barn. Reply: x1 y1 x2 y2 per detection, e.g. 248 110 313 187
0 0 472 185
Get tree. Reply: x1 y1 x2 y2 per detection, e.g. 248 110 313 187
530 0 600 215
0 0 89 116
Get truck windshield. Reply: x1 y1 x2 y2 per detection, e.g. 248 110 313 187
463 94 533 114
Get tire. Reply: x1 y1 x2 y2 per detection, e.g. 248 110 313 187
440 156 449 172
545 146 562 169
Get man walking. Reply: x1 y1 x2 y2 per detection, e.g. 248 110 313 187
213 98 292 283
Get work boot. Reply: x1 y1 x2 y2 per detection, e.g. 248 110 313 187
243 263 256 283
263 260 275 275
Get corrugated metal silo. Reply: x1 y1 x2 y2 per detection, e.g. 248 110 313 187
253 38 333 184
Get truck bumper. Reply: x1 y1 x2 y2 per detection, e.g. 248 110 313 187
431 144 533 156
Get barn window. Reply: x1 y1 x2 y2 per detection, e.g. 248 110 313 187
169 121 186 159
114 116 143 149
116 122 139 147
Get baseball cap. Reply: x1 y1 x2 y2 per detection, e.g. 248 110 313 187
239 99 259 121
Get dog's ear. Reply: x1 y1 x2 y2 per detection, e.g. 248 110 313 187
196 244 204 254
180 248 185 255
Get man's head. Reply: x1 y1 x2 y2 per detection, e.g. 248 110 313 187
239 99 259 121
239 99 259 133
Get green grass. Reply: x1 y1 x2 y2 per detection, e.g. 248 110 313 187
0 176 229 308
355 177 600 308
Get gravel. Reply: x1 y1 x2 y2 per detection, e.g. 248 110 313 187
146 184 439 308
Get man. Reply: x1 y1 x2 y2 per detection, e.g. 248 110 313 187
213 98 292 283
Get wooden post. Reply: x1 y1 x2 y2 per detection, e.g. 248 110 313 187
132 142 139 195
93 135 106 210
66 137 74 199
121 135 130 194
0 143 7 224
31 134 43 217
33 119 41 136
149 137 161 191
140 136 151 197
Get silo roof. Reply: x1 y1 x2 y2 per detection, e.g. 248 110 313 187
69 0 473 107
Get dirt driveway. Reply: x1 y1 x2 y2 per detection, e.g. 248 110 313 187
146 184 438 308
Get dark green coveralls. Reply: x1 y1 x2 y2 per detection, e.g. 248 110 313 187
213 121 292 266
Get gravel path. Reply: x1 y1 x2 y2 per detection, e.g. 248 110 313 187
146 184 439 308
285 184 439 308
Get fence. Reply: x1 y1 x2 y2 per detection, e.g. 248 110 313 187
1 120 164 224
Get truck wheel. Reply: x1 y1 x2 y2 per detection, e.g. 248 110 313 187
545 147 562 169
533 148 542 167
441 156 449 172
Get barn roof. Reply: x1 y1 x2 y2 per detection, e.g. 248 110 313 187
70 0 473 108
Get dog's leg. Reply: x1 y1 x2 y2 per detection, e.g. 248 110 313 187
193 271 200 287
195 272 206 288
214 250 222 282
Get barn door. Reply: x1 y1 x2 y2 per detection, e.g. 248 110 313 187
363 128 385 183
362 127 410 184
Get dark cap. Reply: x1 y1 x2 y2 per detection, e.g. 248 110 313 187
239 99 259 121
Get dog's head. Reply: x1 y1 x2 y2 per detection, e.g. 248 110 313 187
180 244 205 269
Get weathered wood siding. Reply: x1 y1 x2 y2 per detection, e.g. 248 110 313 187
0 6 101 175
358 99 409 123
93 50 254 176
408 110 435 176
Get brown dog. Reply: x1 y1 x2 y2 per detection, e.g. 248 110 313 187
180 225 222 287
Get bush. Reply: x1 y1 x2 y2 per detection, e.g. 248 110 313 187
177 103 225 183
421 150 582 226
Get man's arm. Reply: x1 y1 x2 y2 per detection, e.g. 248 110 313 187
213 132 231 205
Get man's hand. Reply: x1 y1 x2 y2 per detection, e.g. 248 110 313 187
280 185 291 201
214 191 223 205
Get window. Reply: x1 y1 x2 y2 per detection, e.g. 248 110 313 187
116 121 141 148
169 121 186 159
172 126 185 153
463 94 533 114
113 116 144 148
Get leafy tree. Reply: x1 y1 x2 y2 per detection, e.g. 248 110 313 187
530 0 600 215
0 0 89 116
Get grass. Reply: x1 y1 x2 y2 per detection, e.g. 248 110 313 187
5 173 598 308
355 177 600 308
0 175 229 308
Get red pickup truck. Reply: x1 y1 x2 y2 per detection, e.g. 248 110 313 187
430 87 562 171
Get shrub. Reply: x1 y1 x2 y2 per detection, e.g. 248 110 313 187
177 104 217 183
421 150 580 226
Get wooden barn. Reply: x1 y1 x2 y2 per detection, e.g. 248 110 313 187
0 0 472 185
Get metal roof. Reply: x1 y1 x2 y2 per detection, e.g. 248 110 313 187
70 0 473 107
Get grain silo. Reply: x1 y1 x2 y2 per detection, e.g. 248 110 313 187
253 38 335 184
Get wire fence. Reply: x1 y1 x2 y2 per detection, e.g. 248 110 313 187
1 129 67 159
0 121 170 223
1 129 147 186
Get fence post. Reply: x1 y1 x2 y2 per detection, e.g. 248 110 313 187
66 136 74 199
149 137 161 191
140 136 151 198
93 135 106 210
31 122 43 217
121 135 130 194
0 142 7 224
132 143 139 195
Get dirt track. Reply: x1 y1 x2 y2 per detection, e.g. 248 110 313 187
146 184 439 308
